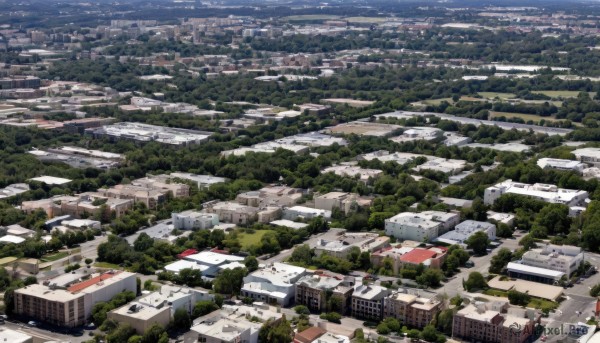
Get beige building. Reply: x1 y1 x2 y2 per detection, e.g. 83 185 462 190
14 271 137 327
204 201 259 225
314 192 372 214
295 272 354 314
236 186 304 207
21 193 133 219
351 284 391 321
109 302 171 334
383 292 444 329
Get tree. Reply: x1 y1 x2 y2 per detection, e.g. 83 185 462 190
107 323 136 343
23 276 37 286
496 223 513 238
421 325 439 342
519 234 537 250
244 256 259 272
466 231 490 255
259 315 293 343
508 290 531 306
489 248 513 274
173 308 192 330
416 268 443 288
141 324 166 343
213 267 247 295
532 204 571 237
133 233 154 252
289 244 313 265
193 301 219 318
294 305 310 315
464 272 487 292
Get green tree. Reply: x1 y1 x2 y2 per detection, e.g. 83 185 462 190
141 324 166 343
244 256 259 272
289 244 313 265
464 272 487 292
421 324 439 342
258 315 293 343
193 301 219 318
213 267 247 295
519 234 537 250
466 231 490 255
173 308 192 330
489 248 513 274
416 268 443 288
107 323 136 343
508 290 531 306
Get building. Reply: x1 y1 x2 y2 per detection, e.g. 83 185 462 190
324 121 401 137
385 211 460 242
203 201 260 225
109 284 213 333
298 103 330 115
172 210 219 230
236 186 304 208
487 211 515 226
14 271 136 327
452 301 540 343
312 232 390 259
21 193 133 219
537 158 586 173
384 290 444 329
506 262 566 285
241 263 308 306
0 328 32 343
295 272 355 314
322 165 383 182
89 122 212 146
294 327 350 343
573 148 600 166
0 183 29 199
351 284 391 320
514 244 584 281
412 158 467 175
176 251 245 277
390 127 442 143
371 246 447 274
314 192 372 214
96 176 189 209
435 220 496 247
283 206 332 221
483 180 589 207
167 172 227 189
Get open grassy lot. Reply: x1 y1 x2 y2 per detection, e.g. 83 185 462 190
284 15 340 21
345 17 388 23
40 251 69 262
0 257 17 266
532 90 593 98
478 92 516 99
489 111 562 123
237 230 275 249
422 97 453 105
94 262 123 269
482 289 558 311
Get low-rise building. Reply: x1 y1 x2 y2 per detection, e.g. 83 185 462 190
236 186 304 208
172 210 219 230
21 193 133 219
178 251 245 277
385 211 460 242
282 206 332 221
412 158 467 175
573 147 600 167
435 220 496 247
487 211 515 226
164 172 227 189
384 290 444 329
314 192 372 214
295 272 355 314
14 271 136 327
537 158 586 173
452 301 540 343
0 183 29 199
241 263 308 306
0 328 32 343
483 180 589 207
203 201 260 225
371 246 447 274
312 232 390 259
89 122 212 146
390 127 442 143
322 165 383 182
519 244 583 277
351 284 391 320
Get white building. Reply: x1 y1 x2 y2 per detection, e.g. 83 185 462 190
385 211 460 242
282 206 332 221
391 127 442 143
180 251 245 278
351 283 391 320
312 232 390 259
0 183 29 199
537 158 586 173
486 211 515 226
412 158 467 175
241 263 308 306
520 244 583 277
0 328 32 343
322 165 383 182
483 180 589 206
435 220 496 247
573 147 600 166
172 210 219 230
168 172 227 189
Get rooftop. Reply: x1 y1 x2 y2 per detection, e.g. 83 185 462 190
30 175 72 185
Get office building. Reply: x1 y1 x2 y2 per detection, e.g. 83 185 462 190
203 201 260 225
537 158 586 173
573 148 600 167
322 165 383 182
241 263 308 306
89 122 212 146
282 206 332 221
312 232 390 259
507 244 584 284
172 210 219 230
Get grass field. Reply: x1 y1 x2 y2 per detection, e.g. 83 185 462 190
0 257 17 266
478 92 516 99
532 90 593 98
94 262 123 269
483 289 558 311
345 17 388 23
41 251 69 262
238 230 275 249
422 97 453 105
489 111 561 123
284 15 340 21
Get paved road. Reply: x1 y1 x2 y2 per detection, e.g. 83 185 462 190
2 320 91 343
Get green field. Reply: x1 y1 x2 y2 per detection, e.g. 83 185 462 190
345 17 388 23
284 15 340 21
0 257 17 266
489 111 561 123
422 97 453 105
41 252 69 262
532 90 592 98
94 262 123 269
478 92 516 99
238 230 275 249
483 289 558 311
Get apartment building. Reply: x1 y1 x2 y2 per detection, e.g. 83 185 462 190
383 291 444 329
203 201 260 225
452 301 539 343
283 206 332 221
295 272 355 314
384 211 460 242
351 284 391 321
483 180 588 207
14 271 136 327
314 192 373 214
435 220 496 247
312 232 390 259
21 193 133 219
241 263 308 306
236 186 304 208
371 246 447 274
171 210 219 230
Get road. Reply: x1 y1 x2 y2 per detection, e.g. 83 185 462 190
2 320 92 343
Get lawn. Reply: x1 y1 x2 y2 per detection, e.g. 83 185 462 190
489 111 562 123
40 252 69 262
422 97 453 105
478 92 516 99
284 15 340 21
483 289 558 312
0 257 17 266
483 289 508 297
345 17 388 23
94 262 123 269
237 230 275 250
531 90 590 98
